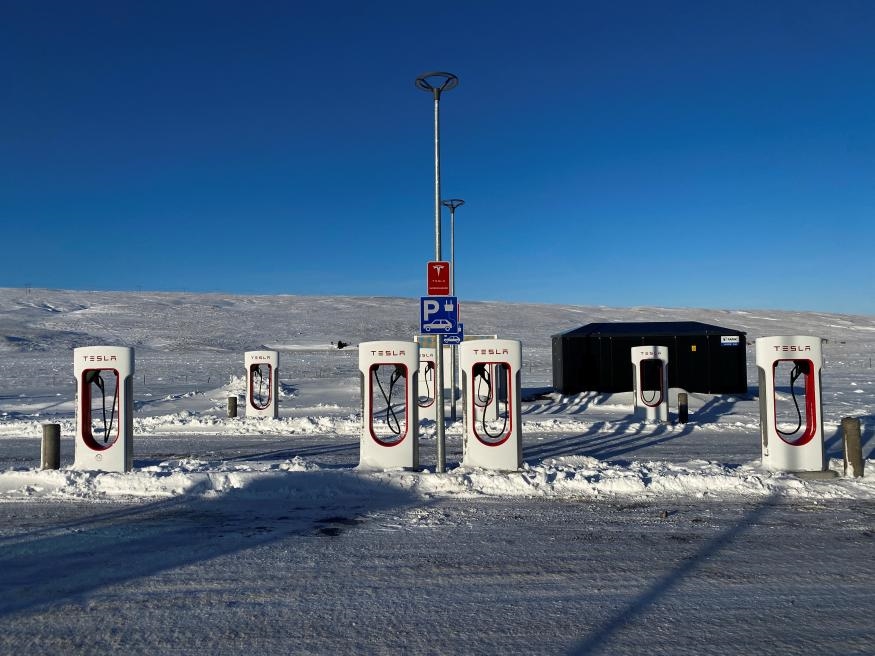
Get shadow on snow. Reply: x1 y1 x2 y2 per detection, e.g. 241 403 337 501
523 396 743 462
567 494 778 656
0 468 419 619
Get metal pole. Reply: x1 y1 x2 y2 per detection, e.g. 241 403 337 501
442 199 465 423
450 206 455 424
433 92 441 262
450 206 455 295
434 91 445 473
416 72 458 473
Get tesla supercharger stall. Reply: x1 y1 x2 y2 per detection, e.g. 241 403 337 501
631 345 669 423
460 339 522 471
359 341 419 470
73 346 134 473
756 336 826 473
245 350 279 419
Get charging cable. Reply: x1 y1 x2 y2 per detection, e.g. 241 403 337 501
85 370 117 443
374 365 406 435
473 364 509 439
776 361 809 437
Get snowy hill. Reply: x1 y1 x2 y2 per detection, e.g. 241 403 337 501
2 286 874 368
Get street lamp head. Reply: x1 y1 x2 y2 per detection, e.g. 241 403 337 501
415 72 459 99
441 199 465 211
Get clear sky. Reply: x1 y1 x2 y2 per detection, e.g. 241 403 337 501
2 1 874 314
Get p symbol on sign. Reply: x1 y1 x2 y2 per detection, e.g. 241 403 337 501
422 299 440 321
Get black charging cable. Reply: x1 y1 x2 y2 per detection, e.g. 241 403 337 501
473 364 509 439
374 365 406 435
776 361 809 437
640 362 662 405
419 360 434 406
252 366 268 408
86 370 117 443
473 364 492 408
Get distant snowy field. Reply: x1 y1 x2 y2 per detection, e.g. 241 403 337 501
1 288 873 655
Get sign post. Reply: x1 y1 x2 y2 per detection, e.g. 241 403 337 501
415 71 459 474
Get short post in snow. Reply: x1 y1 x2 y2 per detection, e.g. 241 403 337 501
677 392 689 424
41 423 61 470
841 417 864 477
227 396 238 418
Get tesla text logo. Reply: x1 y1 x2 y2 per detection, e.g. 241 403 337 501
427 261 451 295
473 348 509 356
371 350 406 357
82 355 117 362
251 355 272 360
773 345 811 352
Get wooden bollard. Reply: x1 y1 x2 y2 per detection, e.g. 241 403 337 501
677 392 689 424
841 417 864 477
41 423 61 470
227 396 238 418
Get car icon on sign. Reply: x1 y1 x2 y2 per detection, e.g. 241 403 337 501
423 319 452 332
443 334 461 344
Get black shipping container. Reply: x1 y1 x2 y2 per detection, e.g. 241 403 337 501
552 321 747 395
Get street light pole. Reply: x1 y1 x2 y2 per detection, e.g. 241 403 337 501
442 199 465 296
442 198 464 422
416 71 458 474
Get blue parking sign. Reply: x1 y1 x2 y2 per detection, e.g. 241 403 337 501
443 323 464 344
420 296 459 334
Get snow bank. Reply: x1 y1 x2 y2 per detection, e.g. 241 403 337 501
2 455 872 503
0 413 361 437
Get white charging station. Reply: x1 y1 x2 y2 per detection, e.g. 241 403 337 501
631 345 669 423
245 350 279 419
359 340 419 469
755 336 826 472
73 346 134 473
460 339 522 471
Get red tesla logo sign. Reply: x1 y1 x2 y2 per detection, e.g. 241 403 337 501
427 261 451 295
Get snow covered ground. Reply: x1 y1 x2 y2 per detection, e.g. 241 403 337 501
0 288 873 655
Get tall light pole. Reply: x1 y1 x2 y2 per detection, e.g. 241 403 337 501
416 71 458 473
441 199 464 296
442 198 464 422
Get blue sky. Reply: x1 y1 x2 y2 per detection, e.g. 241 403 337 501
2 1 874 314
